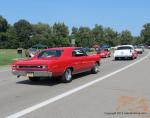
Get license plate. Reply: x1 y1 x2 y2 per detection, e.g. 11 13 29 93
26 72 34 77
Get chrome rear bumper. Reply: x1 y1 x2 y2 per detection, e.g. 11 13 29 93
12 70 52 77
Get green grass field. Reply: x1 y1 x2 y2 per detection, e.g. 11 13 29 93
0 49 26 66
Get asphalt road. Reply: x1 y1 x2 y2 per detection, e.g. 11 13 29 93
0 50 150 118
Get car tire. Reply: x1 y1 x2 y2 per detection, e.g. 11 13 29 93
115 57 118 60
61 68 72 83
131 56 134 60
91 63 100 74
29 77 40 82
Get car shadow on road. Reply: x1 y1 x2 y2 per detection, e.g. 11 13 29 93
16 71 91 86
112 58 134 61
16 78 61 86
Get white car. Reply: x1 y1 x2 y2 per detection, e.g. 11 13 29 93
134 46 143 54
114 45 138 60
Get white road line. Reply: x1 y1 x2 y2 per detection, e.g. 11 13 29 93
6 52 150 118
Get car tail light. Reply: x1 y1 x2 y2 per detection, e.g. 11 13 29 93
12 65 17 70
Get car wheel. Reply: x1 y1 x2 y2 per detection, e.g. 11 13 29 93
106 53 110 58
29 77 40 82
61 68 72 83
131 56 134 60
115 57 118 60
91 63 100 74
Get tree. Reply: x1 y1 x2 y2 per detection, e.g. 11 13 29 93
0 16 8 32
52 23 70 47
103 27 118 46
1 16 148 49
5 26 19 48
71 27 78 39
0 32 7 48
76 27 94 47
92 24 104 44
132 36 144 45
14 19 33 48
32 23 54 47
141 23 150 45
119 30 133 45
0 16 9 48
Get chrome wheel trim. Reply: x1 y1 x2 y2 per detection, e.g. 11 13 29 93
95 64 99 72
65 69 72 81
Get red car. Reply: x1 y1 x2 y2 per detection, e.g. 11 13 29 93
97 48 111 58
12 47 101 83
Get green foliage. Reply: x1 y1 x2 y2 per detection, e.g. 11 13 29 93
132 36 144 45
74 27 93 47
52 23 70 47
0 16 8 32
14 19 33 48
141 23 150 45
119 30 133 45
31 23 54 47
0 16 9 48
0 15 149 49
92 24 104 44
5 26 19 48
103 27 118 46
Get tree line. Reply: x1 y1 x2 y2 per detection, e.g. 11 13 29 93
0 15 150 49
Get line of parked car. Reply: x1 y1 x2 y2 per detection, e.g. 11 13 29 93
11 44 145 83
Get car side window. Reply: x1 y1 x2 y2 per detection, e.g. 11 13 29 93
72 49 87 57
38 50 63 58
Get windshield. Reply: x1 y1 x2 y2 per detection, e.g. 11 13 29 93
117 46 132 50
38 50 63 58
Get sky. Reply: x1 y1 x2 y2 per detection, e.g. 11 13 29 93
0 0 150 36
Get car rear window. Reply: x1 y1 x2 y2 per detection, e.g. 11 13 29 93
135 46 142 48
72 48 87 57
117 46 132 50
38 50 63 58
